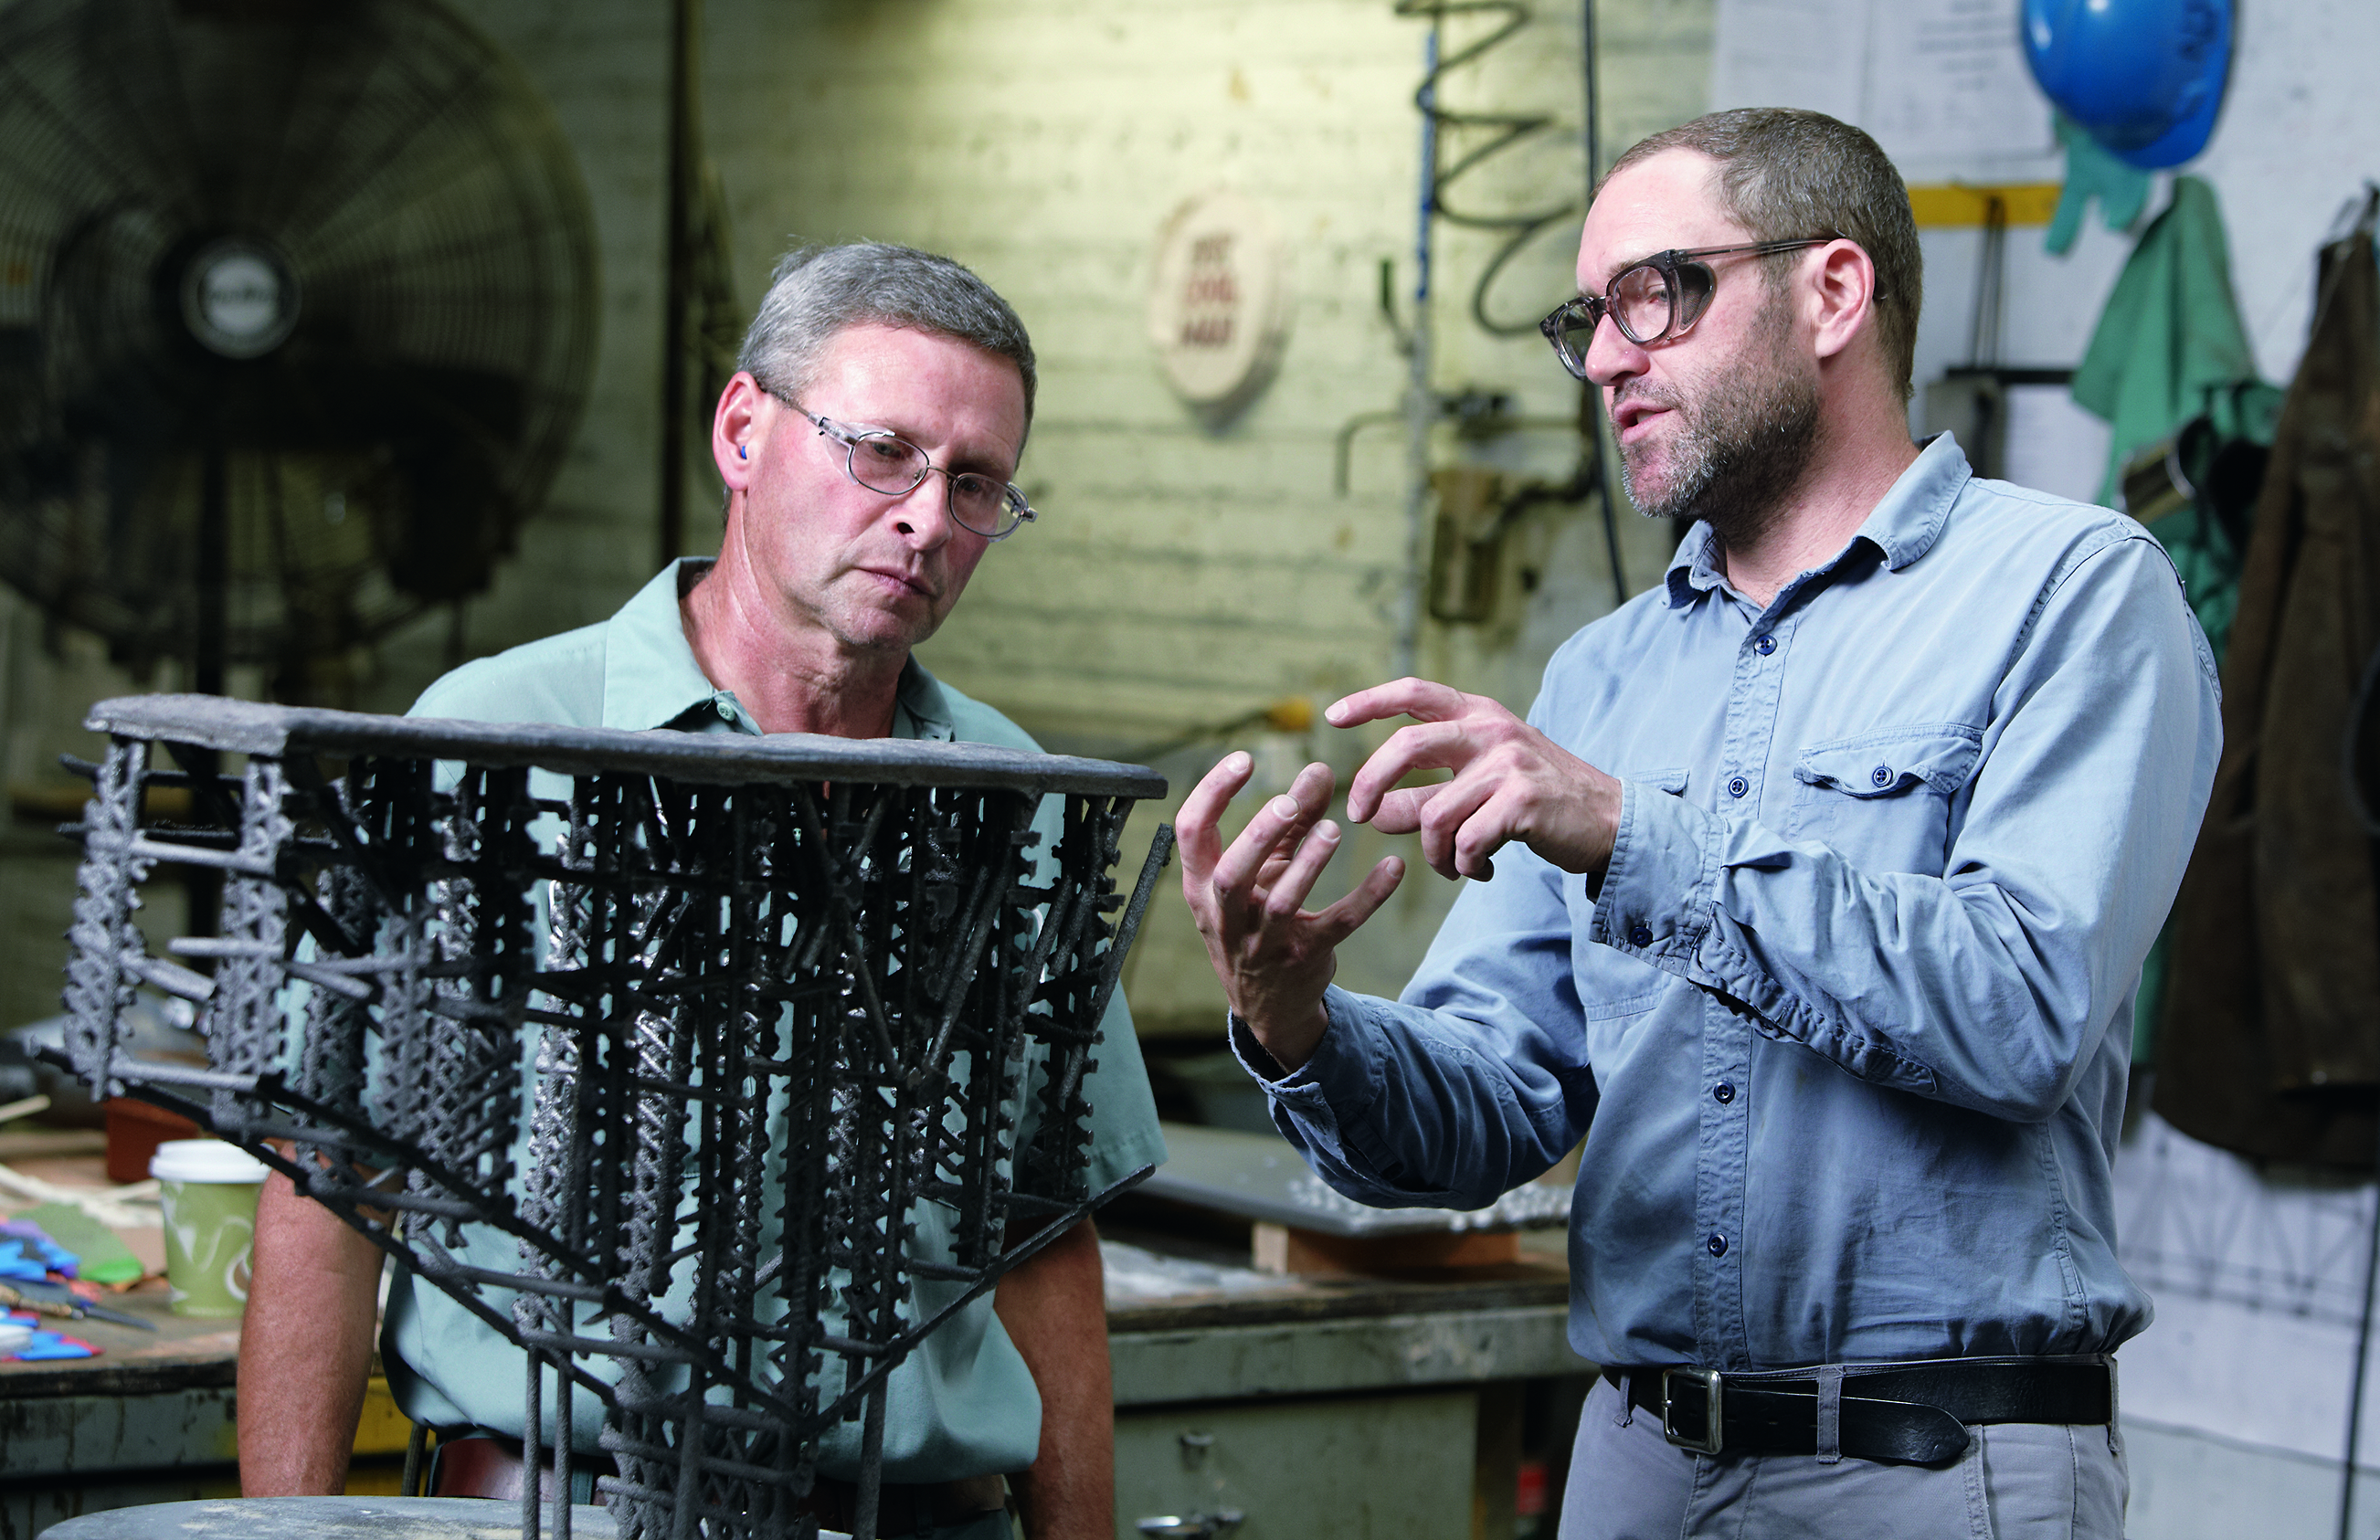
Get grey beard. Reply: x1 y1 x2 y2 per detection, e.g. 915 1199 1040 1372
1616 323 1821 547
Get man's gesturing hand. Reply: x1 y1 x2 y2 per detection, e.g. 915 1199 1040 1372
1176 754 1405 1071
1330 678 1623 881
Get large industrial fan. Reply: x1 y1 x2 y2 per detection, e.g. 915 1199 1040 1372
0 0 598 701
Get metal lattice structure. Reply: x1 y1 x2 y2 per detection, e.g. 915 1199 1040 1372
57 694 1171 1540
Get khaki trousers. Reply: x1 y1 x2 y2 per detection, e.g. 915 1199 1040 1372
1559 1375 2127 1539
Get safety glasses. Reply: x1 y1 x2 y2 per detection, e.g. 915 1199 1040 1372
1539 238 1833 378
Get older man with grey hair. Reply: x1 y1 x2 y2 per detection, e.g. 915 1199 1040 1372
238 242 1164 1540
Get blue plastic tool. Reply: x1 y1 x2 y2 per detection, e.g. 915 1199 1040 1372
1 1307 95 1360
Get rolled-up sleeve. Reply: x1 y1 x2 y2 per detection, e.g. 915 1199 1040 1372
1234 839 1597 1211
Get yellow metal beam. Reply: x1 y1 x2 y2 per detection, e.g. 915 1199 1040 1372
341 1376 422 1496
354 1374 413 1455
1907 184 2064 228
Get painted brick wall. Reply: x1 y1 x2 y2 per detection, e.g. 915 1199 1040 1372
694 0 1712 1027
707 0 1709 751
0 0 1716 1034
711 0 1439 751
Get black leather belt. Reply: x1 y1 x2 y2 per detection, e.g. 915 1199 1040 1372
1604 1355 2114 1467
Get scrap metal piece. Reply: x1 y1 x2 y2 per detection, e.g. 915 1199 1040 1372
59 694 1169 1540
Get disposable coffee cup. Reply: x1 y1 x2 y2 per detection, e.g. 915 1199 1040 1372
151 1138 269 1317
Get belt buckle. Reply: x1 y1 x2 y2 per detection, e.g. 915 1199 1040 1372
1661 1366 1724 1454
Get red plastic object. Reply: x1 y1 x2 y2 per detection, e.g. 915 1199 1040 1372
1515 1459 1548 1518
103 1098 201 1184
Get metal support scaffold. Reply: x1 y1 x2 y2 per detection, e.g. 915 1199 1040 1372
55 694 1174 1540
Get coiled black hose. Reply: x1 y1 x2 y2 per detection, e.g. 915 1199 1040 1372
1394 0 1585 338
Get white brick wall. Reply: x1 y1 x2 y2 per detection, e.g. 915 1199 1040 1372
0 0 1715 1032
695 0 1711 1023
703 0 1710 756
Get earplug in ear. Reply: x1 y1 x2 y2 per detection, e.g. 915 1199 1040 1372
737 444 747 459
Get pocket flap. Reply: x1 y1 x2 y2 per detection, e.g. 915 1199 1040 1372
1628 766 1690 796
1793 726 1980 798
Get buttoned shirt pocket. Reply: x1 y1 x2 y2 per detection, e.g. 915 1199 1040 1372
1787 726 1981 875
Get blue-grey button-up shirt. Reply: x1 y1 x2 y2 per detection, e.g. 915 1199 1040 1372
1243 435 2221 1371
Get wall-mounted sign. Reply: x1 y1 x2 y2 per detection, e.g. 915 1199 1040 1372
1147 188 1291 422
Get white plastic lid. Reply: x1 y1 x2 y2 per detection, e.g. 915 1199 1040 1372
150 1138 270 1184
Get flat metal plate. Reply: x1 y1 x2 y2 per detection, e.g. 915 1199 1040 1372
1141 1123 1570 1237
37 1497 621 1539
83 693 1168 798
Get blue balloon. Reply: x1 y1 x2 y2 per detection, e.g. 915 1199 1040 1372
2023 0 2233 169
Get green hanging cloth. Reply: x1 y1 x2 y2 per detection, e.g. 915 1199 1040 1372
2071 175 2265 503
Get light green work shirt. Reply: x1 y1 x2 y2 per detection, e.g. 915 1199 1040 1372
378 558 1167 1482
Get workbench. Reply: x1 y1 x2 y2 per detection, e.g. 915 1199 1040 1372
1 1109 1593 1540
0 1124 413 1540
0 1270 425 1540
3 1282 238 1540
3 1239 1588 1540
1102 1229 1587 1540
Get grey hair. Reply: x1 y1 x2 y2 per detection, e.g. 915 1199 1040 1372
735 241 1037 432
1607 109 1923 403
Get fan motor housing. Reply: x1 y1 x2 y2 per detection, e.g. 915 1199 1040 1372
176 237 301 361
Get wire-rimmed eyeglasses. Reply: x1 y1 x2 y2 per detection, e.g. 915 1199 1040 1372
1538 238 1834 379
784 400 1037 541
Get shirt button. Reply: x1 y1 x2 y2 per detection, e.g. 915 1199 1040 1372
1727 776 1749 798
1871 765 1893 787
1753 634 1776 656
1708 1232 1729 1257
1627 923 1652 947
1713 1081 1735 1103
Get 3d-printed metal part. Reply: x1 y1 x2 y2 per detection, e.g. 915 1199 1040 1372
58 695 1172 1540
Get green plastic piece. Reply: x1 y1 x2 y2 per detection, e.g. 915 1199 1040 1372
2047 112 2153 256
16 1201 147 1286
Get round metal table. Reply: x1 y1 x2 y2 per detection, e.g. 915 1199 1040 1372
39 1497 617 1539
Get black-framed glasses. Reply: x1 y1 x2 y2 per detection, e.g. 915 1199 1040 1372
1539 237 1834 378
786 400 1036 541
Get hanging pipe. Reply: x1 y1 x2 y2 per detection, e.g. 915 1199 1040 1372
1579 0 1627 607
1392 22 1441 680
1384 1 1627 654
1394 0 1585 338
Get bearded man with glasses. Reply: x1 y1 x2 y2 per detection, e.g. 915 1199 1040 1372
237 242 1164 1540
1178 109 2217 1538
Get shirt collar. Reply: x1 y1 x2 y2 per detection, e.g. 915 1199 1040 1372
602 556 955 741
1855 431 1968 571
893 656 957 742
1664 522 1726 607
601 558 726 731
1662 432 1973 608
